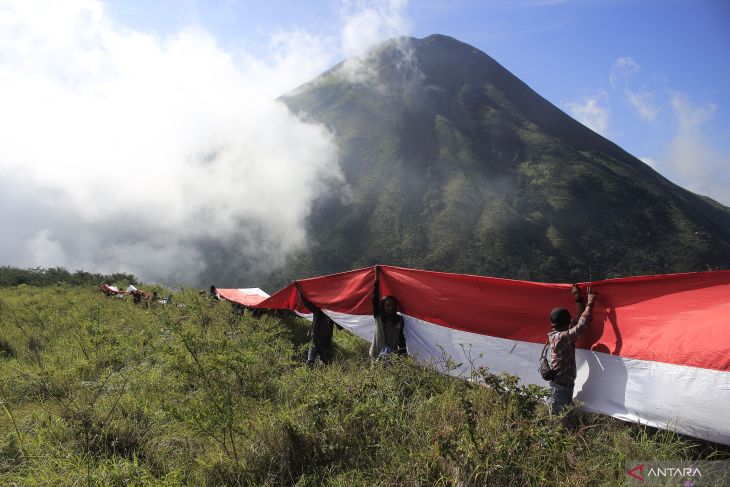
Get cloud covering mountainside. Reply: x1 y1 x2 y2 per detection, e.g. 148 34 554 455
0 0 410 285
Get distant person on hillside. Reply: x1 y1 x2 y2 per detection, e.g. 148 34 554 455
296 285 335 366
547 285 598 416
209 285 220 300
369 266 407 360
231 302 245 316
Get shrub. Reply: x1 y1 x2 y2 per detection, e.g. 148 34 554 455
0 337 15 358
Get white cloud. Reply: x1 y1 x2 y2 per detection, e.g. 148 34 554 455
244 29 336 97
604 56 727 205
339 0 410 58
626 89 659 122
0 0 411 285
26 230 66 269
609 56 640 87
334 0 414 87
671 93 716 133
564 91 610 136
662 93 729 205
608 57 660 123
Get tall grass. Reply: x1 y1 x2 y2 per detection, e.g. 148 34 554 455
0 285 725 485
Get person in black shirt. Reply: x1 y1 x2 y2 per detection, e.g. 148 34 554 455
296 285 335 366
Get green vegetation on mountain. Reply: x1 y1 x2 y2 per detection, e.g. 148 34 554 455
0 266 137 288
272 35 730 287
1 285 725 485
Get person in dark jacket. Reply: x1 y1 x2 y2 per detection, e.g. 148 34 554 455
296 285 335 366
369 266 406 360
547 285 598 415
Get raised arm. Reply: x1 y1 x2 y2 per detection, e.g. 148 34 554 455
296 283 320 314
572 284 585 319
581 291 598 321
567 291 598 339
372 265 381 317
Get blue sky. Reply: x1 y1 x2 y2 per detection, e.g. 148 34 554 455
0 0 727 281
108 0 730 203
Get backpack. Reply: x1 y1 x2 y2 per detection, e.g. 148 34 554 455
539 338 557 381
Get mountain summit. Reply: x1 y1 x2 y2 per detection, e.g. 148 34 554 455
273 34 729 285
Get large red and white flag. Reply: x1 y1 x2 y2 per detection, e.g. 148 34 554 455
254 266 730 445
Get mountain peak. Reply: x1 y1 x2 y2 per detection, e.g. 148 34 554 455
372 33 485 53
313 34 629 162
266 34 730 289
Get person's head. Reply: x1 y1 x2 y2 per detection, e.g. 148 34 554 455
381 296 398 316
550 307 571 331
210 285 216 293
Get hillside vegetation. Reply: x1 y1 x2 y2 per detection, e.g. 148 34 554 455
0 266 138 288
1 284 725 485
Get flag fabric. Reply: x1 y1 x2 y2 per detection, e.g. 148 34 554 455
216 287 270 307
253 266 730 445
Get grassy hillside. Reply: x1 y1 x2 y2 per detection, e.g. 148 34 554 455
1 285 726 485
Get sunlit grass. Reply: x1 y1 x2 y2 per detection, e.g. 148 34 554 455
0 285 726 485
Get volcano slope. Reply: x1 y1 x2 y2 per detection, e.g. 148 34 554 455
267 34 729 287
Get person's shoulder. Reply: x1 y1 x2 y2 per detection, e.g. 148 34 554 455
549 329 566 340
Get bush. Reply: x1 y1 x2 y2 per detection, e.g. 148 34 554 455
0 337 14 358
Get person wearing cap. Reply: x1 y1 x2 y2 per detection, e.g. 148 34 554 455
547 285 598 415
369 266 407 360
